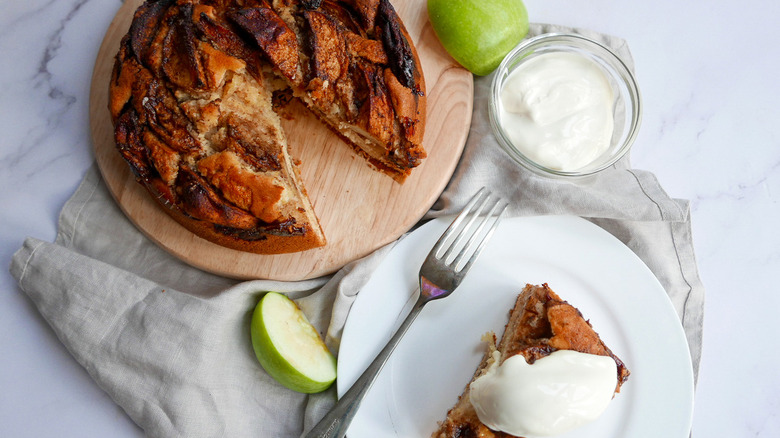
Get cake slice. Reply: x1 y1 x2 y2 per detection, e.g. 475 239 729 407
433 283 630 437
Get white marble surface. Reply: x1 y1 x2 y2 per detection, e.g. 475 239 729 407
1 0 778 436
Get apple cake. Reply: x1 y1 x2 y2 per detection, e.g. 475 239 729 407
433 283 630 437
108 0 426 254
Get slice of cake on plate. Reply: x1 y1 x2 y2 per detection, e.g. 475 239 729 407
433 283 630 437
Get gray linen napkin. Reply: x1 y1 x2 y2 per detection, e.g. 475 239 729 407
9 24 703 437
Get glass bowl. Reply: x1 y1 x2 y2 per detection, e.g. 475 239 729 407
489 33 642 178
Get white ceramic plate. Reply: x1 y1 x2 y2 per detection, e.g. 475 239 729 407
337 215 694 438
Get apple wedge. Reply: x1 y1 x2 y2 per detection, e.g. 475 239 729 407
250 292 337 393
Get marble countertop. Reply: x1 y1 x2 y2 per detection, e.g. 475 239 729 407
2 0 778 436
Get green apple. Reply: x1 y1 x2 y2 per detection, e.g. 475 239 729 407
250 292 337 393
428 0 529 76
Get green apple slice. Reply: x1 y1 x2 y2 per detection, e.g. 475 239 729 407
250 292 337 393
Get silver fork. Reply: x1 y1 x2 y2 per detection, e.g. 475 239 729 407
304 188 507 438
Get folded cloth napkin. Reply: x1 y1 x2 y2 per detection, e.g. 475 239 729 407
10 24 704 437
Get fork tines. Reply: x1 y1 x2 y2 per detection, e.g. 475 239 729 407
435 188 507 272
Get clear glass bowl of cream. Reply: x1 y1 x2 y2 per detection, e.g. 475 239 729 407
489 33 642 178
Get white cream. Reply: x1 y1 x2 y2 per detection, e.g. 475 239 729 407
469 350 618 437
499 52 615 171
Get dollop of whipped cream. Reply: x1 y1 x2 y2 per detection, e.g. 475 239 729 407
469 349 618 437
499 51 615 171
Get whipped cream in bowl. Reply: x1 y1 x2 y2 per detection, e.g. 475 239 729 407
489 33 641 178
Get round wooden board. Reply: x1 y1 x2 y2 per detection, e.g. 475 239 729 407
89 0 473 281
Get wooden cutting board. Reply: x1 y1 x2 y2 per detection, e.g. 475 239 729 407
89 0 473 281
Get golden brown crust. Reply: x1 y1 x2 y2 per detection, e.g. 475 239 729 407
109 0 426 254
433 284 630 438
158 194 325 255
278 0 427 181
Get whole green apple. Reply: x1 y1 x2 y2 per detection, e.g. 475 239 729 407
428 0 529 76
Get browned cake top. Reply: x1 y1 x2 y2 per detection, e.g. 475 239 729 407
501 284 630 389
108 0 426 253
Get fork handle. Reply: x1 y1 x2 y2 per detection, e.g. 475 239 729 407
303 292 427 438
